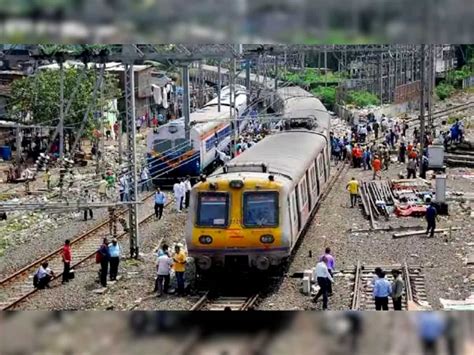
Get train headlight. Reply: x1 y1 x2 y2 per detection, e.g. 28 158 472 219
260 234 275 244
199 235 213 244
197 256 212 270
229 180 244 189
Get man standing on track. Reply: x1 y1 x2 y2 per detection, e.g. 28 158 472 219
154 187 167 219
61 239 72 284
312 256 334 310
346 177 359 208
173 180 183 212
391 269 404 310
97 238 110 288
373 271 391 311
173 243 187 296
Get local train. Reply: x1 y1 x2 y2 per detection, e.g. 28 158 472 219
185 86 331 272
146 85 248 179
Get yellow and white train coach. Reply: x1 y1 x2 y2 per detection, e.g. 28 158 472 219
185 128 332 272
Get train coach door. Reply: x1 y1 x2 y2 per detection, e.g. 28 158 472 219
289 192 299 246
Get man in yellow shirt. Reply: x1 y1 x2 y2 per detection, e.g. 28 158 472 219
173 243 187 296
346 177 359 208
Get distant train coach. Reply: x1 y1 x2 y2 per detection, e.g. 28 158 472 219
185 129 331 272
147 85 247 180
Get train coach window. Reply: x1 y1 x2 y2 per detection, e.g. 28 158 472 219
196 192 229 227
243 192 279 227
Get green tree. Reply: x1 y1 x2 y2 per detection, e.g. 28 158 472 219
311 86 336 108
9 67 121 133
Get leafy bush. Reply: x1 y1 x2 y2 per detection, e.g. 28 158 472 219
436 82 455 100
311 87 336 108
345 90 379 107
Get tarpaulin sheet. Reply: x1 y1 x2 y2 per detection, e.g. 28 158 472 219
395 205 427 217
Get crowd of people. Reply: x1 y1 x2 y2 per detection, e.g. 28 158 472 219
154 243 188 297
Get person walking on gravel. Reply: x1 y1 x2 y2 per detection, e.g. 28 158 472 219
61 239 72 284
320 247 335 296
425 200 438 238
312 256 334 310
154 187 167 219
372 155 382 180
346 177 359 208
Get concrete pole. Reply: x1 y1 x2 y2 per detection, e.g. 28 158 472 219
59 60 64 159
182 64 191 143
274 56 278 91
419 44 426 175
230 59 237 158
217 61 222 112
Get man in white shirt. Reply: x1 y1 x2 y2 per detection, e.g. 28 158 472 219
119 174 129 202
312 256 334 310
173 180 183 212
35 262 55 289
155 245 173 296
184 176 192 209
140 166 151 192
178 179 186 211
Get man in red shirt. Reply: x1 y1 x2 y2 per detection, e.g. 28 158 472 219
372 155 382 180
62 239 72 284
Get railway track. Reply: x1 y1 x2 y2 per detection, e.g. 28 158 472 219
190 292 260 311
350 262 430 310
0 192 164 310
406 102 473 127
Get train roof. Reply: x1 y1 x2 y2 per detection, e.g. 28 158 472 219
218 130 328 182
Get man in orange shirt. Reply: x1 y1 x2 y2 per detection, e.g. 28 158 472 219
372 155 382 180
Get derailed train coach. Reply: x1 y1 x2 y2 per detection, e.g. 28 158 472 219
185 86 332 273
146 85 248 180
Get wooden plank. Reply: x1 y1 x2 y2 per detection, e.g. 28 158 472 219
393 228 461 238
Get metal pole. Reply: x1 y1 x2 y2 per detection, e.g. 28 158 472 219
15 123 21 166
124 63 139 259
419 44 426 176
59 60 64 159
118 119 123 165
274 56 278 91
182 64 191 143
379 53 383 103
230 59 237 158
217 61 222 112
245 59 251 106
324 48 328 87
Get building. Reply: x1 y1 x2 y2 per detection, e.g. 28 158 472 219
106 64 154 119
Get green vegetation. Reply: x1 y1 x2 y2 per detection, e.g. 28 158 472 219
345 90 380 107
435 82 456 100
281 69 346 89
10 67 121 131
311 87 337 108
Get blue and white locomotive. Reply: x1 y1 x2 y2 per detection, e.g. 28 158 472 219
147 85 248 179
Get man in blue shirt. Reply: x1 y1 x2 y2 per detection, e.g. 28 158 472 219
108 238 121 281
373 271 391 311
425 200 438 238
154 187 167 220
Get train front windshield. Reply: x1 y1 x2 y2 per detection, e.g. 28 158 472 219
243 192 279 227
197 192 229 227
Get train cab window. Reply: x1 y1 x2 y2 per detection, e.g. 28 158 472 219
298 178 308 208
153 139 172 153
243 191 279 227
196 192 229 227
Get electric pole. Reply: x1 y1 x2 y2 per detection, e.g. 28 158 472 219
59 59 65 159
419 44 426 176
182 64 191 143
